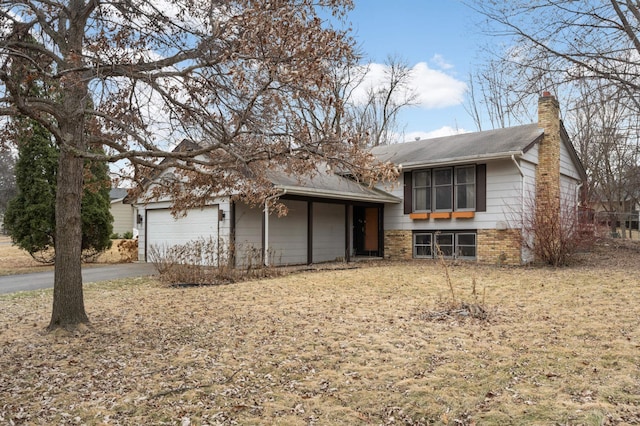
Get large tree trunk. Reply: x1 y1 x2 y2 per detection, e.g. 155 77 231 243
48 143 88 330
48 3 90 329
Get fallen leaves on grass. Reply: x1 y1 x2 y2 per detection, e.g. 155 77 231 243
0 244 639 424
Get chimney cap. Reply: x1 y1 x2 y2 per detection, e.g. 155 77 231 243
542 91 552 97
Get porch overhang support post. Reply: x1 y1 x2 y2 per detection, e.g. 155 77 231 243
307 201 313 265
345 203 351 263
378 204 384 258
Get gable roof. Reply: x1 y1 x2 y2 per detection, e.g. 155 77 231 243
109 188 129 201
371 124 544 169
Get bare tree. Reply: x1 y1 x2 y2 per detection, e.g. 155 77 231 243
464 61 533 131
567 78 640 237
0 0 396 330
465 44 563 131
348 56 418 146
307 54 417 146
469 0 640 112
468 1 640 231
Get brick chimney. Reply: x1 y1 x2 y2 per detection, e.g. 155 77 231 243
536 92 561 217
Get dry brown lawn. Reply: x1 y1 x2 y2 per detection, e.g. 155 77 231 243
0 235 53 275
1 241 639 425
0 236 136 275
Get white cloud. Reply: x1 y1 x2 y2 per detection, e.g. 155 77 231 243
411 62 467 109
404 126 469 142
349 61 467 111
431 54 454 70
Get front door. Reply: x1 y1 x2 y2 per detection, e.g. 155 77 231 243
353 206 380 256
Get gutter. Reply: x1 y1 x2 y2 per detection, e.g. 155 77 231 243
264 190 287 266
399 150 525 170
275 185 401 204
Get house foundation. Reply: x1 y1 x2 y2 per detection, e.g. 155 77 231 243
383 230 413 260
476 229 522 265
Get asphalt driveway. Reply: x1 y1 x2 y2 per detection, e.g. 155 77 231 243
0 263 156 294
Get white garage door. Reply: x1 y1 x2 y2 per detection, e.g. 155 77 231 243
146 206 219 263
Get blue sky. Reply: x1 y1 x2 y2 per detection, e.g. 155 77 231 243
346 1 484 141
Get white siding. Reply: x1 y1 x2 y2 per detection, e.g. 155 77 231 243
484 160 522 229
559 137 583 215
560 137 582 180
560 174 581 216
234 202 263 267
312 202 345 263
267 200 308 265
519 158 537 264
235 200 310 267
110 201 134 236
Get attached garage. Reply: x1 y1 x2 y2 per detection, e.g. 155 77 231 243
145 206 219 262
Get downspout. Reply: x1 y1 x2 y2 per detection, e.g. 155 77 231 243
264 190 287 266
575 182 583 207
575 182 584 226
511 154 525 211
512 155 526 261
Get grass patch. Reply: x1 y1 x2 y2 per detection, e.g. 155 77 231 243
0 244 639 424
0 236 136 276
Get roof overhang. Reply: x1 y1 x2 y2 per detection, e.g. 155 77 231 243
397 151 525 170
275 184 401 204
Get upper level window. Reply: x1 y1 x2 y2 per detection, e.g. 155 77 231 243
455 166 476 210
413 171 431 211
434 168 453 211
412 165 476 212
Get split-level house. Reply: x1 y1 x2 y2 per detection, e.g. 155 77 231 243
135 93 586 266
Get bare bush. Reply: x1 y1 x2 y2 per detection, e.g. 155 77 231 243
423 240 488 321
148 237 279 285
519 193 597 266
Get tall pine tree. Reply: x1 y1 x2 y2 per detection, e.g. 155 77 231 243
3 119 57 262
3 118 113 263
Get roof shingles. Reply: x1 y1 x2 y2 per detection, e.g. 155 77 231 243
371 124 544 168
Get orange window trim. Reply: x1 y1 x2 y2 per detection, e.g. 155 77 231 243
452 211 475 219
430 212 452 219
409 212 429 220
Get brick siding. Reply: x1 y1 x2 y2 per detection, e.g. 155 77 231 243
477 229 522 265
383 230 413 260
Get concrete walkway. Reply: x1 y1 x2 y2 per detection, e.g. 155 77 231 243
0 263 156 294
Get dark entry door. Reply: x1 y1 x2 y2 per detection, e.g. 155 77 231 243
353 206 379 256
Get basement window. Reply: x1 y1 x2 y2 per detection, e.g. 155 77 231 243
455 233 477 258
412 231 477 260
413 233 432 258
